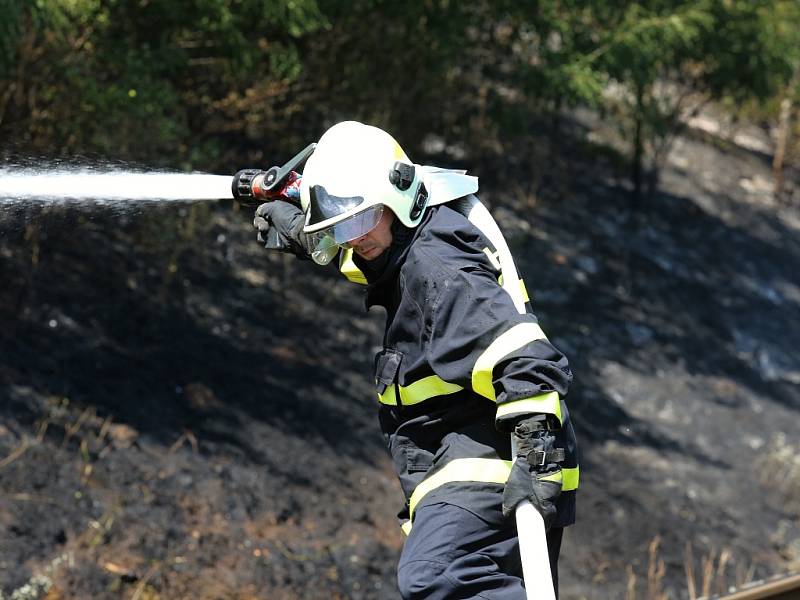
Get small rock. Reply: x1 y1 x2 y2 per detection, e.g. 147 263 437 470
625 323 654 346
109 424 138 449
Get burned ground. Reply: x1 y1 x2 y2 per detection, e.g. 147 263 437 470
1 125 800 599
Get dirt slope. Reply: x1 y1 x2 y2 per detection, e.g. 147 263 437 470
1 126 799 599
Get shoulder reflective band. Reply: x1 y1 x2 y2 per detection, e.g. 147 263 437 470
471 322 549 401
378 375 463 406
496 391 562 426
519 279 530 303
485 247 530 303
403 458 581 533
338 248 367 284
483 247 502 270
497 276 530 303
461 197 526 314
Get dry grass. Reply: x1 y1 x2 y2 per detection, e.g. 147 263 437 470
626 536 668 600
757 433 800 514
615 432 800 600
623 537 758 600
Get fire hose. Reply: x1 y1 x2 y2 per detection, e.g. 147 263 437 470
512 436 557 600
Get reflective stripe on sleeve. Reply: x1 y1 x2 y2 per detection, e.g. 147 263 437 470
535 467 577 490
378 384 398 406
378 375 464 406
562 465 580 490
471 322 549 401
495 391 563 425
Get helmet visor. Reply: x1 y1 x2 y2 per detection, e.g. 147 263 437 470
308 204 384 264
328 204 384 244
307 184 366 228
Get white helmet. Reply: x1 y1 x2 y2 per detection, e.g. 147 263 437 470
300 120 479 264
299 121 427 264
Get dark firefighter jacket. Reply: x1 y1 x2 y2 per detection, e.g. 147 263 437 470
341 200 579 534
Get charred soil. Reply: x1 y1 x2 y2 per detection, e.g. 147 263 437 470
1 124 800 599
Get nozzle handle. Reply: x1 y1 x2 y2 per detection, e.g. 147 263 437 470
262 142 316 193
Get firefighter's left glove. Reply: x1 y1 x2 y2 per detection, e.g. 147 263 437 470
502 417 564 530
253 201 312 259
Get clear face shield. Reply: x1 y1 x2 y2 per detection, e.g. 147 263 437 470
308 204 385 265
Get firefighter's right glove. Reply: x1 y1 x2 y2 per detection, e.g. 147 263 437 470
502 417 564 530
253 201 312 259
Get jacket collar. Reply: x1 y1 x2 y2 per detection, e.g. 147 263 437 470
356 208 433 309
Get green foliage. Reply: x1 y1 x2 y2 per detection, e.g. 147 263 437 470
0 0 327 166
0 0 23 79
0 0 798 181
509 0 800 197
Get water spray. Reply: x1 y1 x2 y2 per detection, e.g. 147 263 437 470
0 143 316 209
0 167 234 205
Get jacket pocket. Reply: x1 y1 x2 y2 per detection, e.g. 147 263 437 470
374 348 403 399
405 446 434 473
389 438 434 501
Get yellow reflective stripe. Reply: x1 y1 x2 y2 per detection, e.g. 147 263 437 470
471 323 549 400
484 248 528 304
378 384 398 406
483 247 501 271
495 391 562 425
562 466 579 491
540 470 562 484
538 467 578 491
408 462 580 515
409 458 513 520
378 376 463 406
339 248 367 285
399 376 463 405
403 461 580 533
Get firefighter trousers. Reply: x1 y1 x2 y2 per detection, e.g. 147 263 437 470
397 501 563 599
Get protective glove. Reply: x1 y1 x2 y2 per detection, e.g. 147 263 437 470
502 416 564 530
253 201 312 258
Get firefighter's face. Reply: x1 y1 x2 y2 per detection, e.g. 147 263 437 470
349 209 394 261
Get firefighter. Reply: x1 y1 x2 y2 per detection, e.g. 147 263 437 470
252 121 579 599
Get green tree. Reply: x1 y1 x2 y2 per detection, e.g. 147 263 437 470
585 0 796 201
0 0 327 167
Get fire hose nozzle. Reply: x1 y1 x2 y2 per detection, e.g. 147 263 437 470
232 169 261 204
231 142 316 207
231 168 269 207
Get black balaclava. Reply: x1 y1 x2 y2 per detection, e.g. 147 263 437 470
356 214 414 280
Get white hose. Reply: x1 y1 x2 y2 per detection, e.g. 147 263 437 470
515 501 556 600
